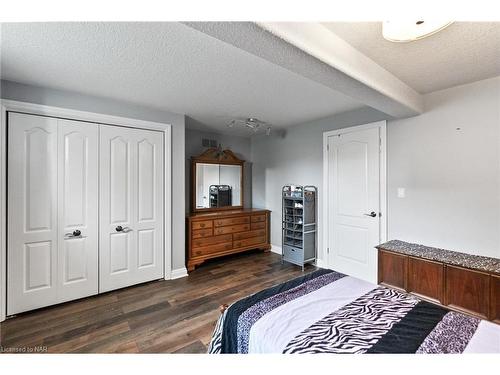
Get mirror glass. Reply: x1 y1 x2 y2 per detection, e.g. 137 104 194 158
195 163 242 209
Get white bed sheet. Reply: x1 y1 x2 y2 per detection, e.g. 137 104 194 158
247 275 500 353
248 276 374 353
464 320 500 353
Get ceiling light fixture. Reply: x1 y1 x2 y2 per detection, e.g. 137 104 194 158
382 20 453 42
228 117 272 136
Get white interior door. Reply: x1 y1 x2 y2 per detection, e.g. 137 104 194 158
326 125 382 283
57 119 99 303
8 112 59 314
99 125 164 292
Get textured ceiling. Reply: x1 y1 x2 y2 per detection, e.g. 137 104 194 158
322 22 500 94
187 22 422 118
0 22 364 135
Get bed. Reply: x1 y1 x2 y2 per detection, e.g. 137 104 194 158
208 269 500 353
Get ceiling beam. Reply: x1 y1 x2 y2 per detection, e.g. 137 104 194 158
183 22 423 118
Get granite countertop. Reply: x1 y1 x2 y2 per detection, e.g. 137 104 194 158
376 240 500 275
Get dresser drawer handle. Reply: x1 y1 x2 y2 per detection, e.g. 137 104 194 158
199 223 206 228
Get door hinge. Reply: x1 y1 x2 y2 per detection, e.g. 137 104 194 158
327 247 330 254
327 144 329 151
379 137 382 152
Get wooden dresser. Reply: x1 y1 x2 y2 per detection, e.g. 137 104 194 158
187 209 271 271
377 240 500 323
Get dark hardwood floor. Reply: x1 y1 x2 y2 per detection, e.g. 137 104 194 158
0 251 316 353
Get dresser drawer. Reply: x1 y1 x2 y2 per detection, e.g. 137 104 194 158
234 236 266 249
214 224 250 235
187 210 271 272
192 220 213 230
214 216 250 227
192 242 233 257
233 229 266 241
283 245 303 264
192 234 232 249
251 214 266 223
192 228 213 239
251 221 266 230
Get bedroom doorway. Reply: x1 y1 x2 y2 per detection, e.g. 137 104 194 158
323 121 386 283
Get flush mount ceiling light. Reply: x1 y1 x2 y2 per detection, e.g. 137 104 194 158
382 20 453 42
228 117 272 136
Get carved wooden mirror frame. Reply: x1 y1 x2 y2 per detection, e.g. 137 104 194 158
191 148 245 213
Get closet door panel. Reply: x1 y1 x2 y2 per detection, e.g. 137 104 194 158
25 129 53 230
135 130 163 282
100 126 135 292
109 232 131 273
8 112 58 314
100 125 163 292
63 238 86 281
57 119 99 302
110 136 130 223
138 229 155 268
138 139 155 221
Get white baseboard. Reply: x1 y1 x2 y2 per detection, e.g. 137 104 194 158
170 267 188 279
270 245 282 255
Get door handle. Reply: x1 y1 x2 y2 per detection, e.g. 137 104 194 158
116 226 132 233
364 211 377 217
64 229 85 239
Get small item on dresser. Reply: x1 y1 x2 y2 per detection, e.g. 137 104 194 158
281 185 317 271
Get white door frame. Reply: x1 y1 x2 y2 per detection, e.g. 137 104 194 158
322 120 387 271
0 99 173 322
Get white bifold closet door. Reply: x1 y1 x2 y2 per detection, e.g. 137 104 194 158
58 119 99 302
7 112 99 315
99 125 164 293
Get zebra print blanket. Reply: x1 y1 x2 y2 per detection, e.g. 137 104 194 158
208 269 494 354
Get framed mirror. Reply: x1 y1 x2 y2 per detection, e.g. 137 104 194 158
191 148 244 212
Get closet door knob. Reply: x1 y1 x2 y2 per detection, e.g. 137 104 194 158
364 211 377 218
73 229 81 237
115 226 132 233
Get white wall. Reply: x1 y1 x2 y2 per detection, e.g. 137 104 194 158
251 76 500 260
1 80 188 270
251 107 388 260
388 77 500 258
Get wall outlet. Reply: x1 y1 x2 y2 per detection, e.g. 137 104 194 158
397 187 405 198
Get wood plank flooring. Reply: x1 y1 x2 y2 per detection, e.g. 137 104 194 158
0 251 316 353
